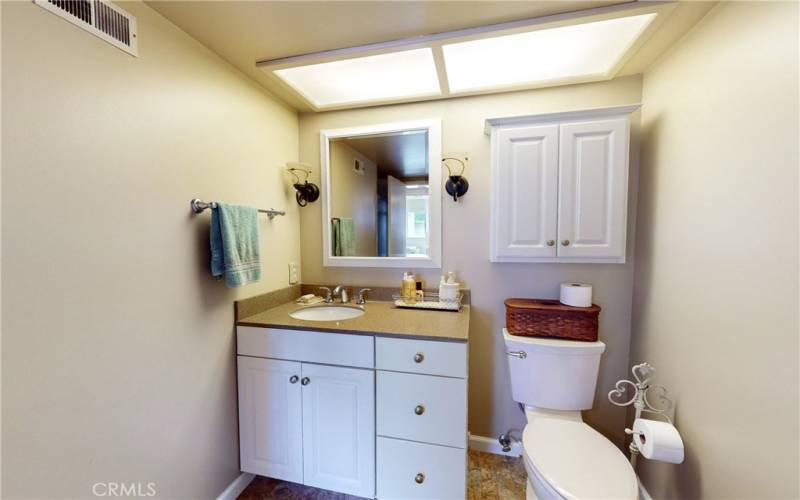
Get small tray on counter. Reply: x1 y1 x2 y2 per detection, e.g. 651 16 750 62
392 292 463 312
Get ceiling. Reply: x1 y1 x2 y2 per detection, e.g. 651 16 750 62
342 132 429 180
148 1 716 112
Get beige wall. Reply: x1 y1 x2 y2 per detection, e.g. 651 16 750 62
329 141 377 255
299 75 643 443
633 2 799 499
1 2 299 498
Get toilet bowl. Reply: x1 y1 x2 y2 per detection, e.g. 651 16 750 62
503 329 639 500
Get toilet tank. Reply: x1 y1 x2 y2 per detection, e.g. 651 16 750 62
503 328 605 411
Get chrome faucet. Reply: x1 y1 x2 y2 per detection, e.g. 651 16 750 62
318 287 334 303
333 284 349 303
356 288 371 305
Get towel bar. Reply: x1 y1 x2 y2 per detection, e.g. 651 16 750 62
190 198 285 219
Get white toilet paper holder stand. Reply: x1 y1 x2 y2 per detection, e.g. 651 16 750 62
608 362 674 467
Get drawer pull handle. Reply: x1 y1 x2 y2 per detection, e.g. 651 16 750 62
289 375 299 384
415 473 425 484
301 377 310 386
414 404 425 416
414 352 425 363
507 350 527 359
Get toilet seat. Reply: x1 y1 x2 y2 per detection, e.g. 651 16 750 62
522 417 639 499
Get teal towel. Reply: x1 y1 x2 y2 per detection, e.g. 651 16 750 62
210 203 261 287
332 217 356 256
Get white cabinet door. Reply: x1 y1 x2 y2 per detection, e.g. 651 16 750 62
558 118 629 260
491 124 559 261
301 363 375 498
237 356 302 482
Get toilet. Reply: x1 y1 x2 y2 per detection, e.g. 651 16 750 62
503 329 639 500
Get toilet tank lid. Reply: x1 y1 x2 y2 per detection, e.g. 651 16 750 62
502 329 605 354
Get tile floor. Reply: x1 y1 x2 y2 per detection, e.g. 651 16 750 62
467 450 527 500
237 450 527 500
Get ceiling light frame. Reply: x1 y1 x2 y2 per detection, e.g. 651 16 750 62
257 2 676 112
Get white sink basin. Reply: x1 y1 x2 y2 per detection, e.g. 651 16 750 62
289 305 365 322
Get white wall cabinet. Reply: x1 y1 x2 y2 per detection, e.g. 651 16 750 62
237 327 468 499
487 104 639 263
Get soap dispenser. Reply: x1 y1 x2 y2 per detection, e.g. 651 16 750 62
402 272 417 304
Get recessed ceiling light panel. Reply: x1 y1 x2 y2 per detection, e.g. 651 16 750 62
274 48 441 108
442 14 657 93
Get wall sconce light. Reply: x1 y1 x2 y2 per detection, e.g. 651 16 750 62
287 162 320 207
442 156 469 202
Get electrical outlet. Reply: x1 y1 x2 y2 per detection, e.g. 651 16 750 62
288 262 299 285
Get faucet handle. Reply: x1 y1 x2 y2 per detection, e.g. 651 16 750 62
318 287 333 303
356 288 372 305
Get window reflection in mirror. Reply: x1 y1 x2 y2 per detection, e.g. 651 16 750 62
329 130 430 258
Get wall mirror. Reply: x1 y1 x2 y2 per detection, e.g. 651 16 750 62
321 119 442 268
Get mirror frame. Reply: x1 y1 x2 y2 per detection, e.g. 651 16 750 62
320 119 442 268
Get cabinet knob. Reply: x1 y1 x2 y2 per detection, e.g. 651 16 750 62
547 240 555 247
561 239 571 246
301 377 310 386
414 404 425 416
289 375 299 384
415 473 425 484
413 352 425 363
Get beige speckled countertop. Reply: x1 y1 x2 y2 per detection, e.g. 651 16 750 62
237 300 469 341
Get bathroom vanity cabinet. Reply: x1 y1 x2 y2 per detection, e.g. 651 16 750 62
486 104 640 263
236 326 468 499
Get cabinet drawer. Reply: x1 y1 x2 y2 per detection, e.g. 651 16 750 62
377 437 466 500
377 371 467 448
237 327 374 368
376 337 467 377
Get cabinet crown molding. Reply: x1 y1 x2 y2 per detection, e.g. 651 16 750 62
484 103 641 135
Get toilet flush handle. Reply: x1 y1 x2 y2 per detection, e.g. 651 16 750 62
507 350 527 359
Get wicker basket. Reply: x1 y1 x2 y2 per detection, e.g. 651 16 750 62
505 298 600 341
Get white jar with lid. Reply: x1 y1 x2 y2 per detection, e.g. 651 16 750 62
439 272 460 302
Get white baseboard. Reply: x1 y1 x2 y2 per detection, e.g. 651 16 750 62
216 472 255 500
468 433 522 457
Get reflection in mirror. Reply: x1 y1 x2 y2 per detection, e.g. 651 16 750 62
329 130 429 258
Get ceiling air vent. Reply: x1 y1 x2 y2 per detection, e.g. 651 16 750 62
33 0 138 56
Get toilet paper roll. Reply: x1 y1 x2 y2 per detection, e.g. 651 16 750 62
633 418 685 464
559 283 593 307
